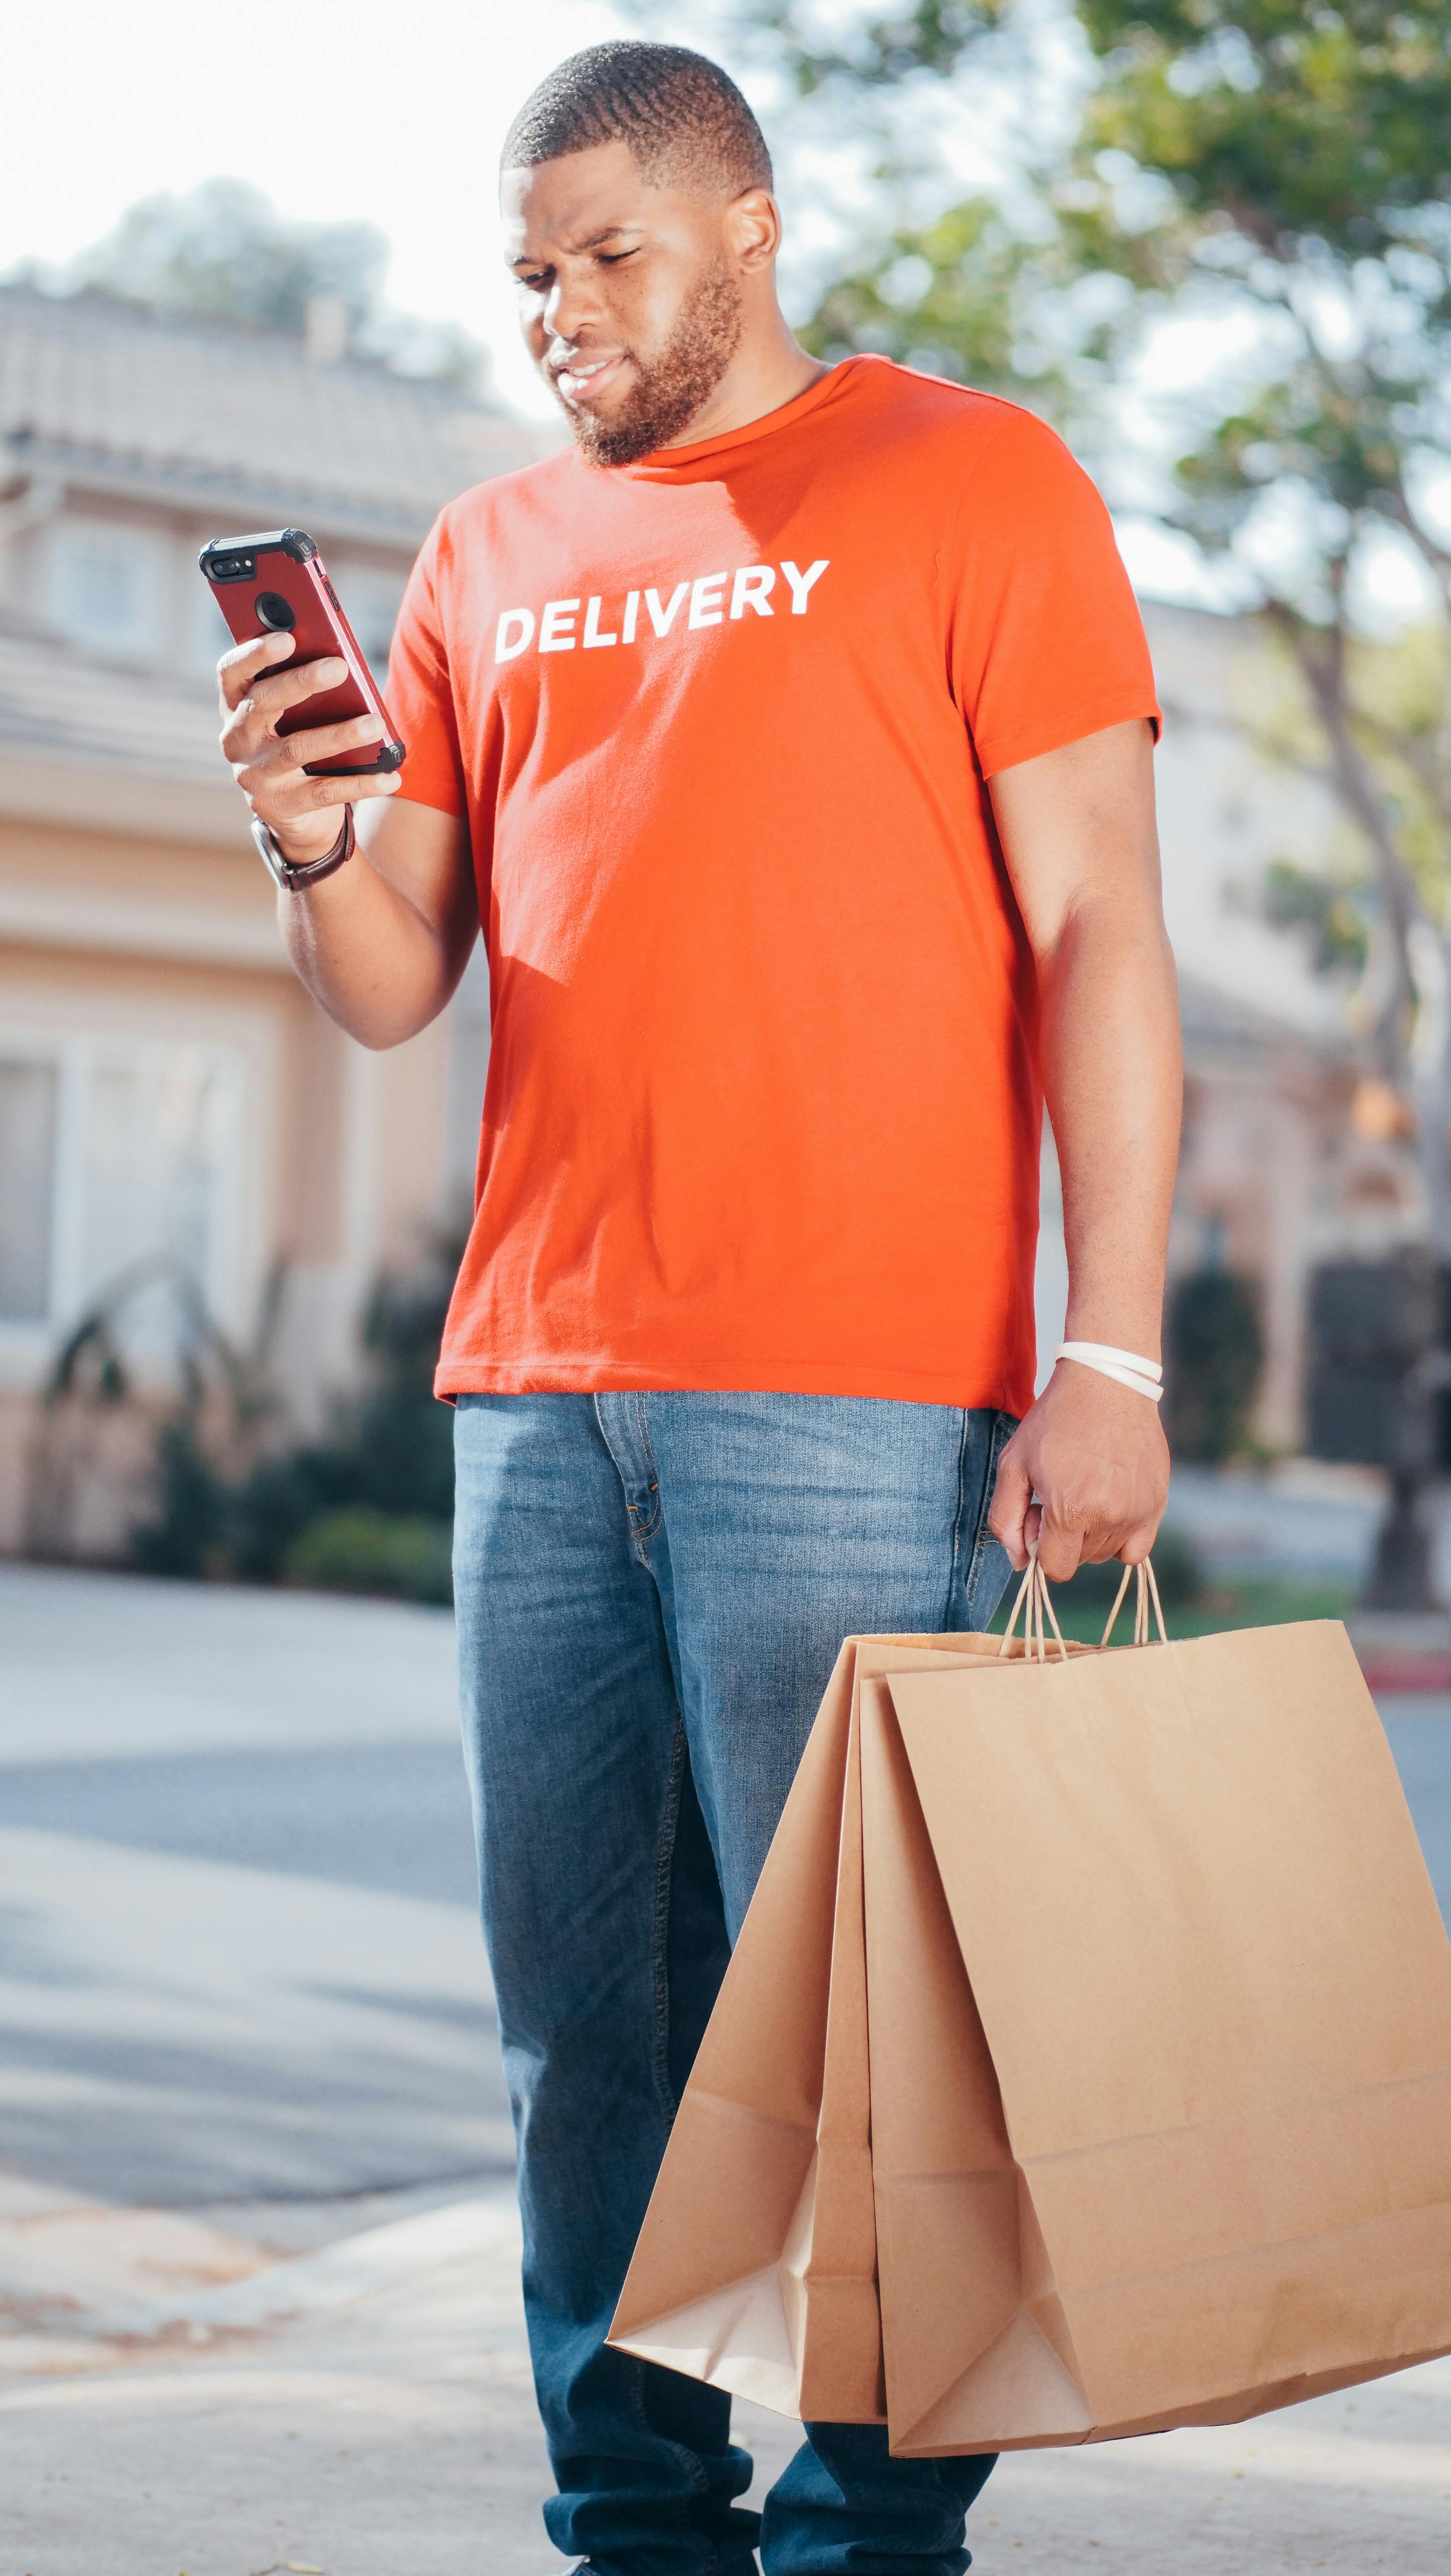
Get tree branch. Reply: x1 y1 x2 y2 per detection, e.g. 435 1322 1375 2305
1265 597 1424 1082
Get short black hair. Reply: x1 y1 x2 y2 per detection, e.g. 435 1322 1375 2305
502 41 773 199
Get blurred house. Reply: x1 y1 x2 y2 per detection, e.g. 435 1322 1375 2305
0 284 551 1550
1037 603 1420 1450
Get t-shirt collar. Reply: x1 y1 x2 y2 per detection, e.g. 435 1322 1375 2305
607 353 871 478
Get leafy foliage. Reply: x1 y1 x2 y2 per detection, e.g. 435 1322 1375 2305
67 178 387 337
284 1507 453 1607
34 176 486 387
774 1 1451 1229
127 1232 461 1589
1079 3 1451 255
1165 1269 1265 1462
1260 858 1369 976
796 189 1149 424
741 0 1006 90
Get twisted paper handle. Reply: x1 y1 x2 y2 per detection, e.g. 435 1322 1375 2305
996 1547 1167 1661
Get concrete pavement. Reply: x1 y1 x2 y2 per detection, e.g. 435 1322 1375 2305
5 2180 1450 2574
5 1558 1451 2570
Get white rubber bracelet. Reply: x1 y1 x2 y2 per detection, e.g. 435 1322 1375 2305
1056 1341 1165 1403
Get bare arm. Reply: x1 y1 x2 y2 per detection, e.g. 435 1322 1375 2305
219 632 477 1047
986 717 1182 1579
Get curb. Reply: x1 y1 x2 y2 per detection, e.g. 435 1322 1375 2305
80 2187 521 2341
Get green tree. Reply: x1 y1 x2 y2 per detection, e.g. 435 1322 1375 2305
1070 3 1451 1241
67 176 386 336
43 176 484 387
737 0 1006 89
693 3 1451 1237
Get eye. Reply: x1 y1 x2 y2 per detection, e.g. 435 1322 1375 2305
517 270 550 292
598 249 639 266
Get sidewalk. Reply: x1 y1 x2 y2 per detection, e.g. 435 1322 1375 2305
6 2177 1451 2575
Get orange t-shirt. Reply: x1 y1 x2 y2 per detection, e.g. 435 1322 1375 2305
388 355 1160 1413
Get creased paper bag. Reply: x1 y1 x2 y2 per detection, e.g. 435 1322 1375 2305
612 1601 1451 2452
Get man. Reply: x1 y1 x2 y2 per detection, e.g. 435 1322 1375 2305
218 39 1180 2576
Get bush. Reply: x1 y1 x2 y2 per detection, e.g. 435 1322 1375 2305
284 1507 453 1605
131 1421 233 1579
1164 1270 1264 1463
126 1228 465 1585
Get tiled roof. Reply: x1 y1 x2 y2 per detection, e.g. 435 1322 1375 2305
0 602 222 785
0 286 557 545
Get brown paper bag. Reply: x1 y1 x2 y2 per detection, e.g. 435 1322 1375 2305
608 1619 1092 2418
611 1566 1451 2451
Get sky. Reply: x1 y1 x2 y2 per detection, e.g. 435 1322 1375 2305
3 0 1430 627
0 0 638 420
0 0 1043 426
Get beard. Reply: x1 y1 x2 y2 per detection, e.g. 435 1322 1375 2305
558 263 744 469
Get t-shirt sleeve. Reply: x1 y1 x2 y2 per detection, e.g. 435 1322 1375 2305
946 407 1161 778
386 515 467 818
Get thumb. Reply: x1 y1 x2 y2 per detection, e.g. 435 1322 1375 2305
988 1441 1034 1571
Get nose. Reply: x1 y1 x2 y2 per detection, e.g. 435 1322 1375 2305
542 263 606 349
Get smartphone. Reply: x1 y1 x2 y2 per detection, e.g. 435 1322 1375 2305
198 528 405 776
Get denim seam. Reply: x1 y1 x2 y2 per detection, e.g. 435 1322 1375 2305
946 1405 972 1626
631 1393 663 1546
624 2350 713 2507
636 1720 713 2514
593 1391 662 1552
965 1407 1016 1609
650 1716 688 2126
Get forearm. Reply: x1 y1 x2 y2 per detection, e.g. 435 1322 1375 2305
217 636 477 1050
279 843 464 1049
1039 892 1182 1362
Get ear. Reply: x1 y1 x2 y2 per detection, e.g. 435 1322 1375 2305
724 185 781 274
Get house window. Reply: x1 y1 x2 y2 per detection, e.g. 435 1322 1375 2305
0 1059 59 1322
192 576 234 675
44 522 166 658
336 571 404 672
0 1038 240 1350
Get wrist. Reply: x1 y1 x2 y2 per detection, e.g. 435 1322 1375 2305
266 812 342 866
252 805 354 893
1055 1340 1163 1403
1062 1313 1162 1368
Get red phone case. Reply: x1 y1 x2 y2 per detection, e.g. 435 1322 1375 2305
198 528 405 776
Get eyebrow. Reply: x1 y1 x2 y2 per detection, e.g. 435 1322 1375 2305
509 222 644 269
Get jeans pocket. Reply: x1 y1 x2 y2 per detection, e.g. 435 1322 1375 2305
962 1406 1018 1630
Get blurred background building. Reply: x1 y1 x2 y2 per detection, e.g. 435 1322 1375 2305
0 280 551 1553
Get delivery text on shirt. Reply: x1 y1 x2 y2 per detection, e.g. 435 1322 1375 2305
494 560 831 663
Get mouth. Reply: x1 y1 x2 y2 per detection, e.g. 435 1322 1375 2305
550 350 629 406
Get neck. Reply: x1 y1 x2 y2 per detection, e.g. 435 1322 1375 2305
661 306 829 450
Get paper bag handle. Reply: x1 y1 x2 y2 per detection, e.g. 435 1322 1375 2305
997 1549 1069 1662
997 1548 1168 1661
1099 1557 1168 1649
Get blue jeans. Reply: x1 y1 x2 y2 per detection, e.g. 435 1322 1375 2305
453 1391 1015 2576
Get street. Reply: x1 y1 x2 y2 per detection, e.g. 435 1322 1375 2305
3 1558 1451 2571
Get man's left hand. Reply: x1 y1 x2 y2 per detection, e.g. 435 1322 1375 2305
988 1364 1170 1580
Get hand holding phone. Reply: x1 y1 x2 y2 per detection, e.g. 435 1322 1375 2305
203 528 406 867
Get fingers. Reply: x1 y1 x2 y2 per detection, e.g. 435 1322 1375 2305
1035 1510 1086 1586
987 1441 1035 1572
1113 1514 1165 1569
227 709 388 803
277 712 388 769
247 654 352 723
218 630 296 711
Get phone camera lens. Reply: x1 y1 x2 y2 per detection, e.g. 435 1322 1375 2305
254 591 296 632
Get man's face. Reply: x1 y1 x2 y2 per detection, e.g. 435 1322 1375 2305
502 140 744 467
